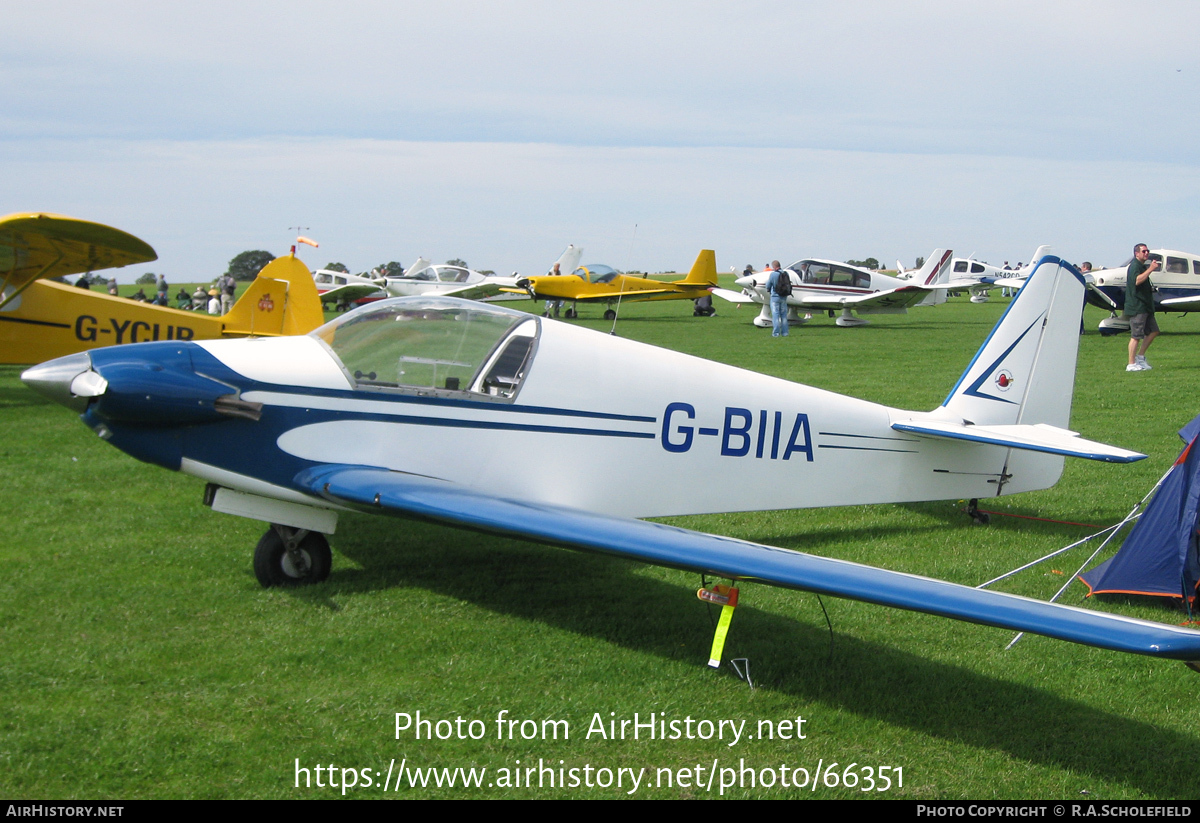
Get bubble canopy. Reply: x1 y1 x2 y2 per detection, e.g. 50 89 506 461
310 296 538 398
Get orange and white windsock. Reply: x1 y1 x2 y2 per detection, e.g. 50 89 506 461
296 236 319 248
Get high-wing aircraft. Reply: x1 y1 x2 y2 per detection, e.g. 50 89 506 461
313 268 386 310
23 255 1200 666
0 213 326 365
504 250 718 320
0 212 157 311
713 250 954 327
1085 249 1200 335
383 258 520 302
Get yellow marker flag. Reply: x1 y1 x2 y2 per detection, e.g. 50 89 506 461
707 603 736 668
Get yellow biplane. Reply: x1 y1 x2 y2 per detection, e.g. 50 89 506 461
0 212 325 365
505 249 718 319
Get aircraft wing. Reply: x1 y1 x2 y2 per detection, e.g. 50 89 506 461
0 212 157 309
711 287 757 304
1159 295 1200 308
294 464 1200 660
438 278 520 301
891 420 1146 463
793 285 935 311
318 284 384 304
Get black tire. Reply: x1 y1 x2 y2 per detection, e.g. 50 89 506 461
564 308 577 319
253 528 332 587
604 309 617 321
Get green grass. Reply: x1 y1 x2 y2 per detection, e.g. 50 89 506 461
3 289 1200 799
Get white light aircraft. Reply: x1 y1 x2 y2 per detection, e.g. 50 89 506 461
383 257 521 301
714 250 953 327
1085 249 1200 335
313 268 386 310
899 249 1050 304
23 256 1200 666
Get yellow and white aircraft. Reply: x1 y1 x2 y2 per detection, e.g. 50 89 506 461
0 213 325 365
504 250 718 320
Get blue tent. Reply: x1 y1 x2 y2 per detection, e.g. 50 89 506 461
1080 415 1200 604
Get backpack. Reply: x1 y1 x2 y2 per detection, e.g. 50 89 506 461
772 270 792 297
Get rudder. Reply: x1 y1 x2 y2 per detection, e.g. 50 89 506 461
940 256 1085 429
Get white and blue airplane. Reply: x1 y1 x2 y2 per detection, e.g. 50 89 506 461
22 256 1200 666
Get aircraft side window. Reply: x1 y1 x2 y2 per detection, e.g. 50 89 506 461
476 321 538 398
1166 256 1189 274
830 266 859 287
954 261 968 273
335 276 347 285
803 263 830 284
316 273 332 284
971 262 985 274
414 270 436 281
1194 260 1200 275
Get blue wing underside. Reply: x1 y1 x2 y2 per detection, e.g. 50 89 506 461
295 464 1200 662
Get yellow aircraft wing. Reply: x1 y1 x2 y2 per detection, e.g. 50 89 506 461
0 213 157 309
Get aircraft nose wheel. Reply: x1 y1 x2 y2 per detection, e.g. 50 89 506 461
254 525 332 587
604 309 617 321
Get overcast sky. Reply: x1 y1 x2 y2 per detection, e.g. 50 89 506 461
4 1 1198 281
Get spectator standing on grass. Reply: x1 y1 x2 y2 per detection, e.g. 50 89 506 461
766 260 791 337
1125 243 1160 372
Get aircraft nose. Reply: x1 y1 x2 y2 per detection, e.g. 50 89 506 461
734 275 757 288
21 352 108 412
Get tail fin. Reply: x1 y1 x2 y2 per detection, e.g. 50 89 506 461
1020 245 1052 276
914 248 954 307
551 244 583 275
940 255 1084 428
404 257 432 279
222 254 325 337
676 249 718 287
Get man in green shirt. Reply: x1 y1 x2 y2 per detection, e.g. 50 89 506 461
1126 243 1160 371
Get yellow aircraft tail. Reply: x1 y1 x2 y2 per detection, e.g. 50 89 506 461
674 249 718 287
221 254 325 337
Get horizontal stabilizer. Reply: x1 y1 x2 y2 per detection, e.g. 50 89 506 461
891 420 1146 463
294 464 1199 660
992 277 1026 289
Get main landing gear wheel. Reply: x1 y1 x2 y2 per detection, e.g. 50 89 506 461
254 525 332 587
564 308 578 319
604 309 617 321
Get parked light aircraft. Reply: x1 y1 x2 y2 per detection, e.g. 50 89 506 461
504 250 718 320
1085 249 1200 335
898 249 1049 304
714 250 954 327
0 214 325 365
24 255 1200 666
313 268 386 310
383 258 520 302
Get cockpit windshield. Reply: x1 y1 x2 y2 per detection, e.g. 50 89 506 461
311 297 538 399
572 264 620 284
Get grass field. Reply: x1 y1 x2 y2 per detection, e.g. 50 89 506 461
3 284 1200 799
